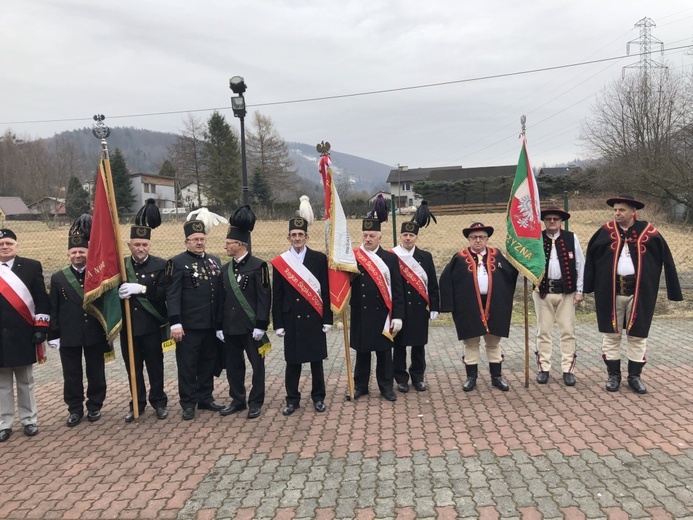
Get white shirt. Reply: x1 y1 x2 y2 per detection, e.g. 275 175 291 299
474 250 489 295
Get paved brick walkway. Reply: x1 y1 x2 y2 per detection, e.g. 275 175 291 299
2 320 693 519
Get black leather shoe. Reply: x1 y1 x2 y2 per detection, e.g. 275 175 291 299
124 411 135 423
382 391 397 402
606 374 621 392
628 376 647 394
198 401 224 411
282 403 299 416
182 407 195 420
491 377 510 391
397 383 409 393
87 410 101 422
67 413 83 427
462 378 477 392
156 407 169 420
314 401 327 413
413 382 427 392
220 403 247 416
351 389 368 400
24 424 39 437
536 371 549 384
563 373 576 386
247 406 261 419
0 429 11 442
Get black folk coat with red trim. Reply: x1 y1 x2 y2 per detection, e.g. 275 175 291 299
440 247 518 340
272 247 333 364
584 219 682 338
393 247 440 347
0 257 50 367
350 247 405 352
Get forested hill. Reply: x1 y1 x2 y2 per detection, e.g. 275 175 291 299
40 128 393 194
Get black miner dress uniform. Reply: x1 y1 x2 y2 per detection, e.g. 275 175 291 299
120 254 168 418
49 234 109 424
166 220 222 416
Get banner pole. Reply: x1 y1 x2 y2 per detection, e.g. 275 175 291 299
524 277 529 388
341 310 355 400
99 138 139 421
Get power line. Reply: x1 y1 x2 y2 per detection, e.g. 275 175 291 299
2 45 691 127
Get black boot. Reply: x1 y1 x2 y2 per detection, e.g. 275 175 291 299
627 360 647 394
489 362 509 391
604 359 621 392
463 364 478 392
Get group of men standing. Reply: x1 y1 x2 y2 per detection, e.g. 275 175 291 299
0 193 683 441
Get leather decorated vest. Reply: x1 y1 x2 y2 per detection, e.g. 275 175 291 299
538 231 577 294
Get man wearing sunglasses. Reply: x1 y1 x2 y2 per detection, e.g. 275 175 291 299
533 208 584 387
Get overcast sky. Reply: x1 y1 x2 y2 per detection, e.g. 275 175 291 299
2 0 692 170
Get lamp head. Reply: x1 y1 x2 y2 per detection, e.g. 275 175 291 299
229 76 247 94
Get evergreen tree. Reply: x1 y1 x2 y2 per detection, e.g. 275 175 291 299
250 166 272 208
109 148 136 214
202 111 241 212
65 175 90 218
159 159 176 178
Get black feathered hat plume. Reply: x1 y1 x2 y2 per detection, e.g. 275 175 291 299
411 200 437 228
68 213 92 249
131 198 161 240
227 205 256 243
367 193 389 223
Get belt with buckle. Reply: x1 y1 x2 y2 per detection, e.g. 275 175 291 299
616 275 635 296
547 279 564 294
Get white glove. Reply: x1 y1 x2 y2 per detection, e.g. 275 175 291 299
391 319 403 334
430 311 439 321
118 283 146 299
275 328 286 337
322 324 332 333
215 330 225 342
48 338 60 350
252 328 265 341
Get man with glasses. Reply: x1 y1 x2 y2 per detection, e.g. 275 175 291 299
271 217 332 415
0 230 50 442
440 222 518 392
218 223 271 420
166 220 224 420
584 194 682 394
533 208 584 386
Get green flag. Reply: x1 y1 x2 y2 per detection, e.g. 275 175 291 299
505 139 545 284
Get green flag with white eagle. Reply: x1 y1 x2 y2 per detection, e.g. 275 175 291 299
505 138 545 285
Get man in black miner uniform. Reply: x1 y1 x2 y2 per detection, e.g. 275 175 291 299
350 217 405 401
48 231 109 427
392 221 440 393
117 200 169 422
218 221 271 420
166 219 224 421
0 229 50 442
584 194 682 395
271 217 333 415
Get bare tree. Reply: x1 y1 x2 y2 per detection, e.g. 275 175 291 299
581 68 692 216
246 112 297 202
169 114 206 208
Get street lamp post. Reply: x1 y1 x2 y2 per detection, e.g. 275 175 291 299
229 76 249 207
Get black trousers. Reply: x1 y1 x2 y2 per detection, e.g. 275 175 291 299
121 330 167 412
353 349 394 395
393 345 426 385
59 344 107 415
175 328 217 409
225 333 265 408
285 361 325 406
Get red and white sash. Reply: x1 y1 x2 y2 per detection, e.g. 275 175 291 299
354 246 393 339
392 245 429 308
0 266 46 326
270 251 324 317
